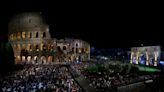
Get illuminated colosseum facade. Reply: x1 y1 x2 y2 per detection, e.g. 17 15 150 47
8 12 90 64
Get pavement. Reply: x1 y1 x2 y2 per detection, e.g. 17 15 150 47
75 77 96 92
68 66 96 92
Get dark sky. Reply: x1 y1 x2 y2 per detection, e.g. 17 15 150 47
0 1 163 49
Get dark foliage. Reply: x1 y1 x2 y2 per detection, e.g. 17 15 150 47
0 41 15 74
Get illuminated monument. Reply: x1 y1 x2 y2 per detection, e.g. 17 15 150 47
130 46 160 66
8 12 90 64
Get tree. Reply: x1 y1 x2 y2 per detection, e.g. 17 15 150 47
0 42 15 73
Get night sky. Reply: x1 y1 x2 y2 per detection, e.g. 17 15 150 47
0 1 163 49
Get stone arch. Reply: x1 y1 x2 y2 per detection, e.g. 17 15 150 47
50 45 54 51
29 44 32 51
16 56 21 61
33 56 38 63
63 46 66 50
22 56 26 62
21 49 28 57
41 56 46 64
27 56 32 63
76 43 78 47
76 48 78 53
47 44 51 51
43 32 46 38
17 32 21 40
36 32 39 38
35 44 39 51
43 44 46 51
13 33 17 40
16 56 21 63
69 57 71 62
72 47 74 52
22 44 26 50
48 56 53 63
28 32 32 38
30 32 32 38
79 56 82 62
22 32 26 39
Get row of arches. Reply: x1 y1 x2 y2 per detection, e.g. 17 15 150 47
9 31 46 41
57 46 67 51
72 48 87 53
13 44 89 54
17 55 54 64
13 44 54 51
15 55 85 64
57 46 88 53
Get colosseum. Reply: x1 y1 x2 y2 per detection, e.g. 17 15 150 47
8 12 90 64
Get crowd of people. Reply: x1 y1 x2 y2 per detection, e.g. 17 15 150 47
0 60 161 92
70 62 160 90
0 64 82 92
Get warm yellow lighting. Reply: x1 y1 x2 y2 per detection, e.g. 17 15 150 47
13 44 16 50
48 56 53 62
76 57 79 60
27 44 32 51
17 44 21 51
28 32 32 38
22 44 26 49
10 34 14 40
41 32 46 38
34 56 37 61
17 32 21 40
27 56 32 62
86 51 89 54
36 45 39 51
27 44 30 51
48 44 50 51
50 45 54 51
41 43 43 51
13 33 16 40
41 32 43 38
35 44 39 51
22 32 26 39
22 56 26 62
43 45 46 50
17 56 21 61
37 49 39 51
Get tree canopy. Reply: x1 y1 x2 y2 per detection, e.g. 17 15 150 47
0 41 15 73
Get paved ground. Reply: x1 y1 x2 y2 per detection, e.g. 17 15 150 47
68 66 96 92
75 77 96 92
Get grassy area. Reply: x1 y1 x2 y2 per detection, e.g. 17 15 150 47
136 65 161 72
